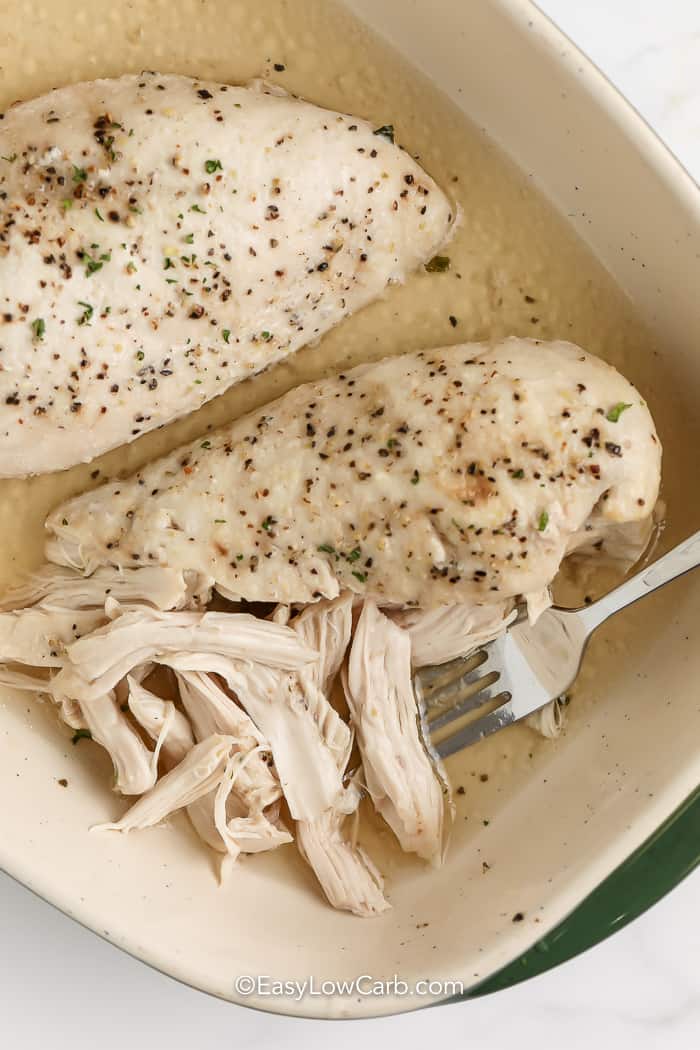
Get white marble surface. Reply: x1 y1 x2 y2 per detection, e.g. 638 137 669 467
2 2 699 1047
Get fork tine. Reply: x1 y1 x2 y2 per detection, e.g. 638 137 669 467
427 670 501 730
417 650 488 700
435 692 516 758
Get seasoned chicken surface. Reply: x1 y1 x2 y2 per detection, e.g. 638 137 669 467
0 72 452 476
47 339 661 609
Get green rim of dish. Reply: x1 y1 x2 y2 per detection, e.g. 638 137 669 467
445 783 700 1002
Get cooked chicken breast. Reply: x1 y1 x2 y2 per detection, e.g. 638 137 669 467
46 338 661 609
0 73 452 476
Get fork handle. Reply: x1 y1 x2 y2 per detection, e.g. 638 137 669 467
579 528 700 632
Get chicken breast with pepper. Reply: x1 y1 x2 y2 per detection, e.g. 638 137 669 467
45 338 661 609
0 72 452 476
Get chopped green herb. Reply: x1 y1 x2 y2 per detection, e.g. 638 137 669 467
537 510 549 532
345 547 361 563
318 543 336 556
184 232 194 244
387 438 397 448
512 468 525 479
61 198 73 210
425 255 450 273
190 203 206 213
606 402 633 423
31 317 45 341
82 248 111 276
1 152 17 163
201 440 211 449
260 330 273 342
411 469 420 485
94 207 104 221
71 729 92 745
214 518 226 524
77 301 93 326
126 261 137 274
373 124 394 143
165 277 178 284
72 164 87 183
352 571 367 583
136 350 145 361
129 204 142 214
261 515 277 531
205 158 223 173
222 329 231 343
236 553 244 561
163 256 175 270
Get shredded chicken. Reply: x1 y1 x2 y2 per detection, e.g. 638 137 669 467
176 670 282 809
127 676 195 768
52 607 315 702
297 803 389 917
0 565 200 613
345 600 446 863
80 690 158 795
96 735 236 832
0 607 106 668
162 653 345 823
526 696 568 739
395 602 518 668
291 595 391 916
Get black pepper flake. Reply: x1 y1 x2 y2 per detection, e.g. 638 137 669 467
373 124 394 143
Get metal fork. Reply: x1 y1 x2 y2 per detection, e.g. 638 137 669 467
415 529 700 759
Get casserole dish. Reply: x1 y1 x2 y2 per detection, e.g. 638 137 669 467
0 0 698 1019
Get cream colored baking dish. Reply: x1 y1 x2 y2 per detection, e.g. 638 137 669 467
0 0 698 1020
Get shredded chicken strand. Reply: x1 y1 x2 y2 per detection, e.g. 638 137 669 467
346 600 446 864
95 735 236 832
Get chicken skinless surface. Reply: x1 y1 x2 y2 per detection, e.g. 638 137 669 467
45 339 661 609
0 73 452 476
